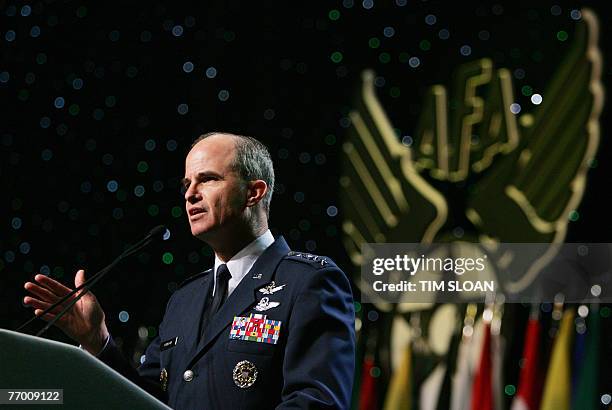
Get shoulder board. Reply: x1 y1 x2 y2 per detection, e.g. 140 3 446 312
178 268 213 289
284 251 331 268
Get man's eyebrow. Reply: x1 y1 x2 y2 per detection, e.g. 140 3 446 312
181 172 223 186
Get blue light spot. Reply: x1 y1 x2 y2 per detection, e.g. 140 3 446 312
109 30 120 42
40 116 51 128
362 0 374 10
19 242 31 254
140 30 152 42
41 149 53 161
30 25 41 37
112 208 124 219
306 240 316 251
326 206 338 217
166 139 178 151
21 5 31 16
438 29 450 40
425 14 437 25
294 192 305 203
460 45 472 56
153 180 164 192
134 185 145 197
218 89 229 101
5 251 15 263
408 57 420 68
383 26 395 38
40 265 50 275
177 103 189 115
172 25 184 37
205 66 217 79
0 71 9 83
11 217 22 229
118 310 130 322
72 78 84 90
299 152 311 164
183 61 194 73
570 10 581 20
54 97 65 109
93 108 104 120
5 30 16 42
102 153 114 165
80 181 92 193
145 139 156 151
107 180 119 192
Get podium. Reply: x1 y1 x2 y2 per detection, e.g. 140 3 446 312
0 329 170 409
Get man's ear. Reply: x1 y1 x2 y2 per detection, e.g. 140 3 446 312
245 180 268 207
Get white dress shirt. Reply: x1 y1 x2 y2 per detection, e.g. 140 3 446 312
212 229 275 298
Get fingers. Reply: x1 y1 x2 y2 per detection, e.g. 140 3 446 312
24 282 60 303
34 309 56 322
23 296 64 315
74 269 86 289
33 274 73 297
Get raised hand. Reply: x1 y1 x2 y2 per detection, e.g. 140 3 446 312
23 269 109 354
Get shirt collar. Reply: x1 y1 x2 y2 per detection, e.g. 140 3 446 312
213 229 275 293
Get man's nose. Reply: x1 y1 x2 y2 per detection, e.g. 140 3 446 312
184 184 201 203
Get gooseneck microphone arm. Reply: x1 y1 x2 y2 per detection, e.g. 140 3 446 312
16 225 167 336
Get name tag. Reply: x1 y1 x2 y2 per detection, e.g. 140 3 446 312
160 337 179 351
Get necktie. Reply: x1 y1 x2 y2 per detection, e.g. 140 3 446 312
209 264 231 317
201 264 231 337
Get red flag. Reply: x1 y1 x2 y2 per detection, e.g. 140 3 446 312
511 317 542 410
471 322 493 410
359 355 378 410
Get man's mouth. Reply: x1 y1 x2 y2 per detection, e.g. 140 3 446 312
189 207 206 216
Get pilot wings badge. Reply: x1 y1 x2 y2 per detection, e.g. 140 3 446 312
254 297 280 312
258 281 286 295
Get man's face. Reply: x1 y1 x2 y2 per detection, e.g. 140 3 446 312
182 135 246 240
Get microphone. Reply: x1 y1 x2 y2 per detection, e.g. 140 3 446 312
17 225 169 335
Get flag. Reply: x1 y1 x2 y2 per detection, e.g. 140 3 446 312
491 329 505 410
359 355 379 410
451 319 485 410
384 342 412 410
540 309 575 410
437 326 462 410
420 363 446 410
471 322 493 410
511 316 542 410
572 306 600 410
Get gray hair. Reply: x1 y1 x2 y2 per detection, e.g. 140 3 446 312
191 132 275 217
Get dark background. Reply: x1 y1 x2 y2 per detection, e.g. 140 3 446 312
2 0 611 405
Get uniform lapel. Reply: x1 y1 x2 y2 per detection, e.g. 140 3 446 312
182 271 213 351
194 236 290 357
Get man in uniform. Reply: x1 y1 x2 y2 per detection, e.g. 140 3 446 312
24 132 356 409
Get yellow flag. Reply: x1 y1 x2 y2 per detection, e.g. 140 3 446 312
384 342 412 410
540 309 575 410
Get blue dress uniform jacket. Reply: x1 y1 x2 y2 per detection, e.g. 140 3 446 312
98 236 356 409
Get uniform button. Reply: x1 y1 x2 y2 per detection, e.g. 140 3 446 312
183 370 194 382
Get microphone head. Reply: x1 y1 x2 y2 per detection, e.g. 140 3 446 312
149 225 169 241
